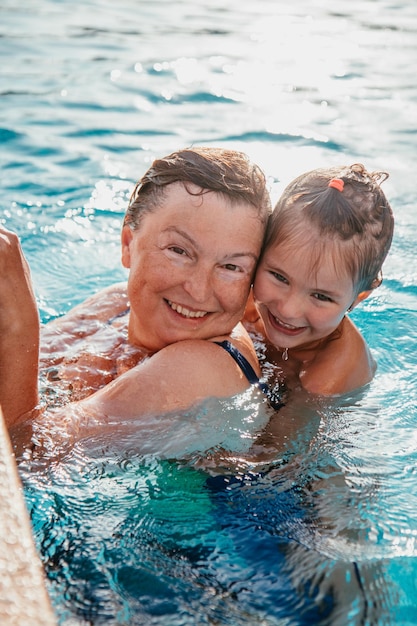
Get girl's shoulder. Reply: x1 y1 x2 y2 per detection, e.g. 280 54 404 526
299 317 376 396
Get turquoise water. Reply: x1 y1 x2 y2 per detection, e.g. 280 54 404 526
2 0 417 623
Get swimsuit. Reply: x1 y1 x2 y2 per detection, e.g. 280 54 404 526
214 340 283 410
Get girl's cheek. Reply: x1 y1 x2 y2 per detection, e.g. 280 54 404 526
253 270 267 295
254 275 276 301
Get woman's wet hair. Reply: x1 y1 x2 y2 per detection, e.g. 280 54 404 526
124 146 271 229
264 163 394 294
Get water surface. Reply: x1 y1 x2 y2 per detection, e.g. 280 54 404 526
1 1 417 624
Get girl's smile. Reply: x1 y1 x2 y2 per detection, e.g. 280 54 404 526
253 234 357 352
266 310 307 336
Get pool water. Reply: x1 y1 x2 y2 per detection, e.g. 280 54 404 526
2 0 417 623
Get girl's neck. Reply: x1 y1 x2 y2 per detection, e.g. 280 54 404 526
274 323 344 365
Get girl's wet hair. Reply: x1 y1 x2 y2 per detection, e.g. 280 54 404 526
264 163 394 294
124 146 271 229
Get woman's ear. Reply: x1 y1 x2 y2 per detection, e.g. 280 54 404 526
121 225 133 268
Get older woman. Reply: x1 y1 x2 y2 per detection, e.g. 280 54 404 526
1 147 271 442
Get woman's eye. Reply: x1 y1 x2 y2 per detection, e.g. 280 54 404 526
169 246 187 256
223 263 241 272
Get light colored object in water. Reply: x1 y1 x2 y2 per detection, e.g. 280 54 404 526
0 407 56 625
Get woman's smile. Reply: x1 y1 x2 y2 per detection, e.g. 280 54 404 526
122 182 264 351
166 299 209 319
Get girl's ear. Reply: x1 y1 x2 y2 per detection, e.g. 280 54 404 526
370 271 383 289
121 225 133 268
348 290 372 312
348 271 383 311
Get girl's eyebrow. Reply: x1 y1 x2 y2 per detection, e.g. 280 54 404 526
164 226 259 262
267 261 346 298
310 284 345 299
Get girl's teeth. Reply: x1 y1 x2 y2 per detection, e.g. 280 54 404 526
275 315 297 329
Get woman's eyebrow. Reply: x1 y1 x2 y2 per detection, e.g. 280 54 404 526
164 226 191 236
163 226 198 246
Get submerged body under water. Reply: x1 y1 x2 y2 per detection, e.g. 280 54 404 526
18 382 415 626
2 0 417 623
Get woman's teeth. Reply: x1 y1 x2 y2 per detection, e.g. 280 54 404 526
168 301 208 319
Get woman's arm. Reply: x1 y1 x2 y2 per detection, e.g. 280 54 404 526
19 328 262 454
0 228 39 426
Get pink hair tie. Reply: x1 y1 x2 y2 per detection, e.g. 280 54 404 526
328 178 344 192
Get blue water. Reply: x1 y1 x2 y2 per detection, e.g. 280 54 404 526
2 0 417 623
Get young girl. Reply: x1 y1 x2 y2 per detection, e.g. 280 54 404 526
247 163 394 397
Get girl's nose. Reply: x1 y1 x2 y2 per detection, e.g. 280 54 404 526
276 291 303 321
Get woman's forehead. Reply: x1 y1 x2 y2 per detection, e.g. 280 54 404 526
139 183 264 247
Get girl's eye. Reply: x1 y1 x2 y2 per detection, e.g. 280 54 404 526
313 292 332 303
270 271 288 284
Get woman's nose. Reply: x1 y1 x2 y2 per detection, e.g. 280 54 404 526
183 265 213 303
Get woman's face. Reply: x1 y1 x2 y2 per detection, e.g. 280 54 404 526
253 236 356 351
122 182 264 351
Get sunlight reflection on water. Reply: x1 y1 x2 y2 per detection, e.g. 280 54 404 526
1 0 417 623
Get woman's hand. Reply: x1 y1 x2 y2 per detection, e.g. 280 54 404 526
0 227 39 426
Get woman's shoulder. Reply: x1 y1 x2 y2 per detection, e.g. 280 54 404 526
68 282 129 321
139 326 260 403
86 330 261 421
44 282 129 327
40 282 130 361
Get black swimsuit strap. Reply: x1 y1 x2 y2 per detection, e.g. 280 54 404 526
214 340 284 410
214 340 261 386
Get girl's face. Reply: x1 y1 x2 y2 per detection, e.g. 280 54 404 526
253 235 357 351
122 182 264 351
